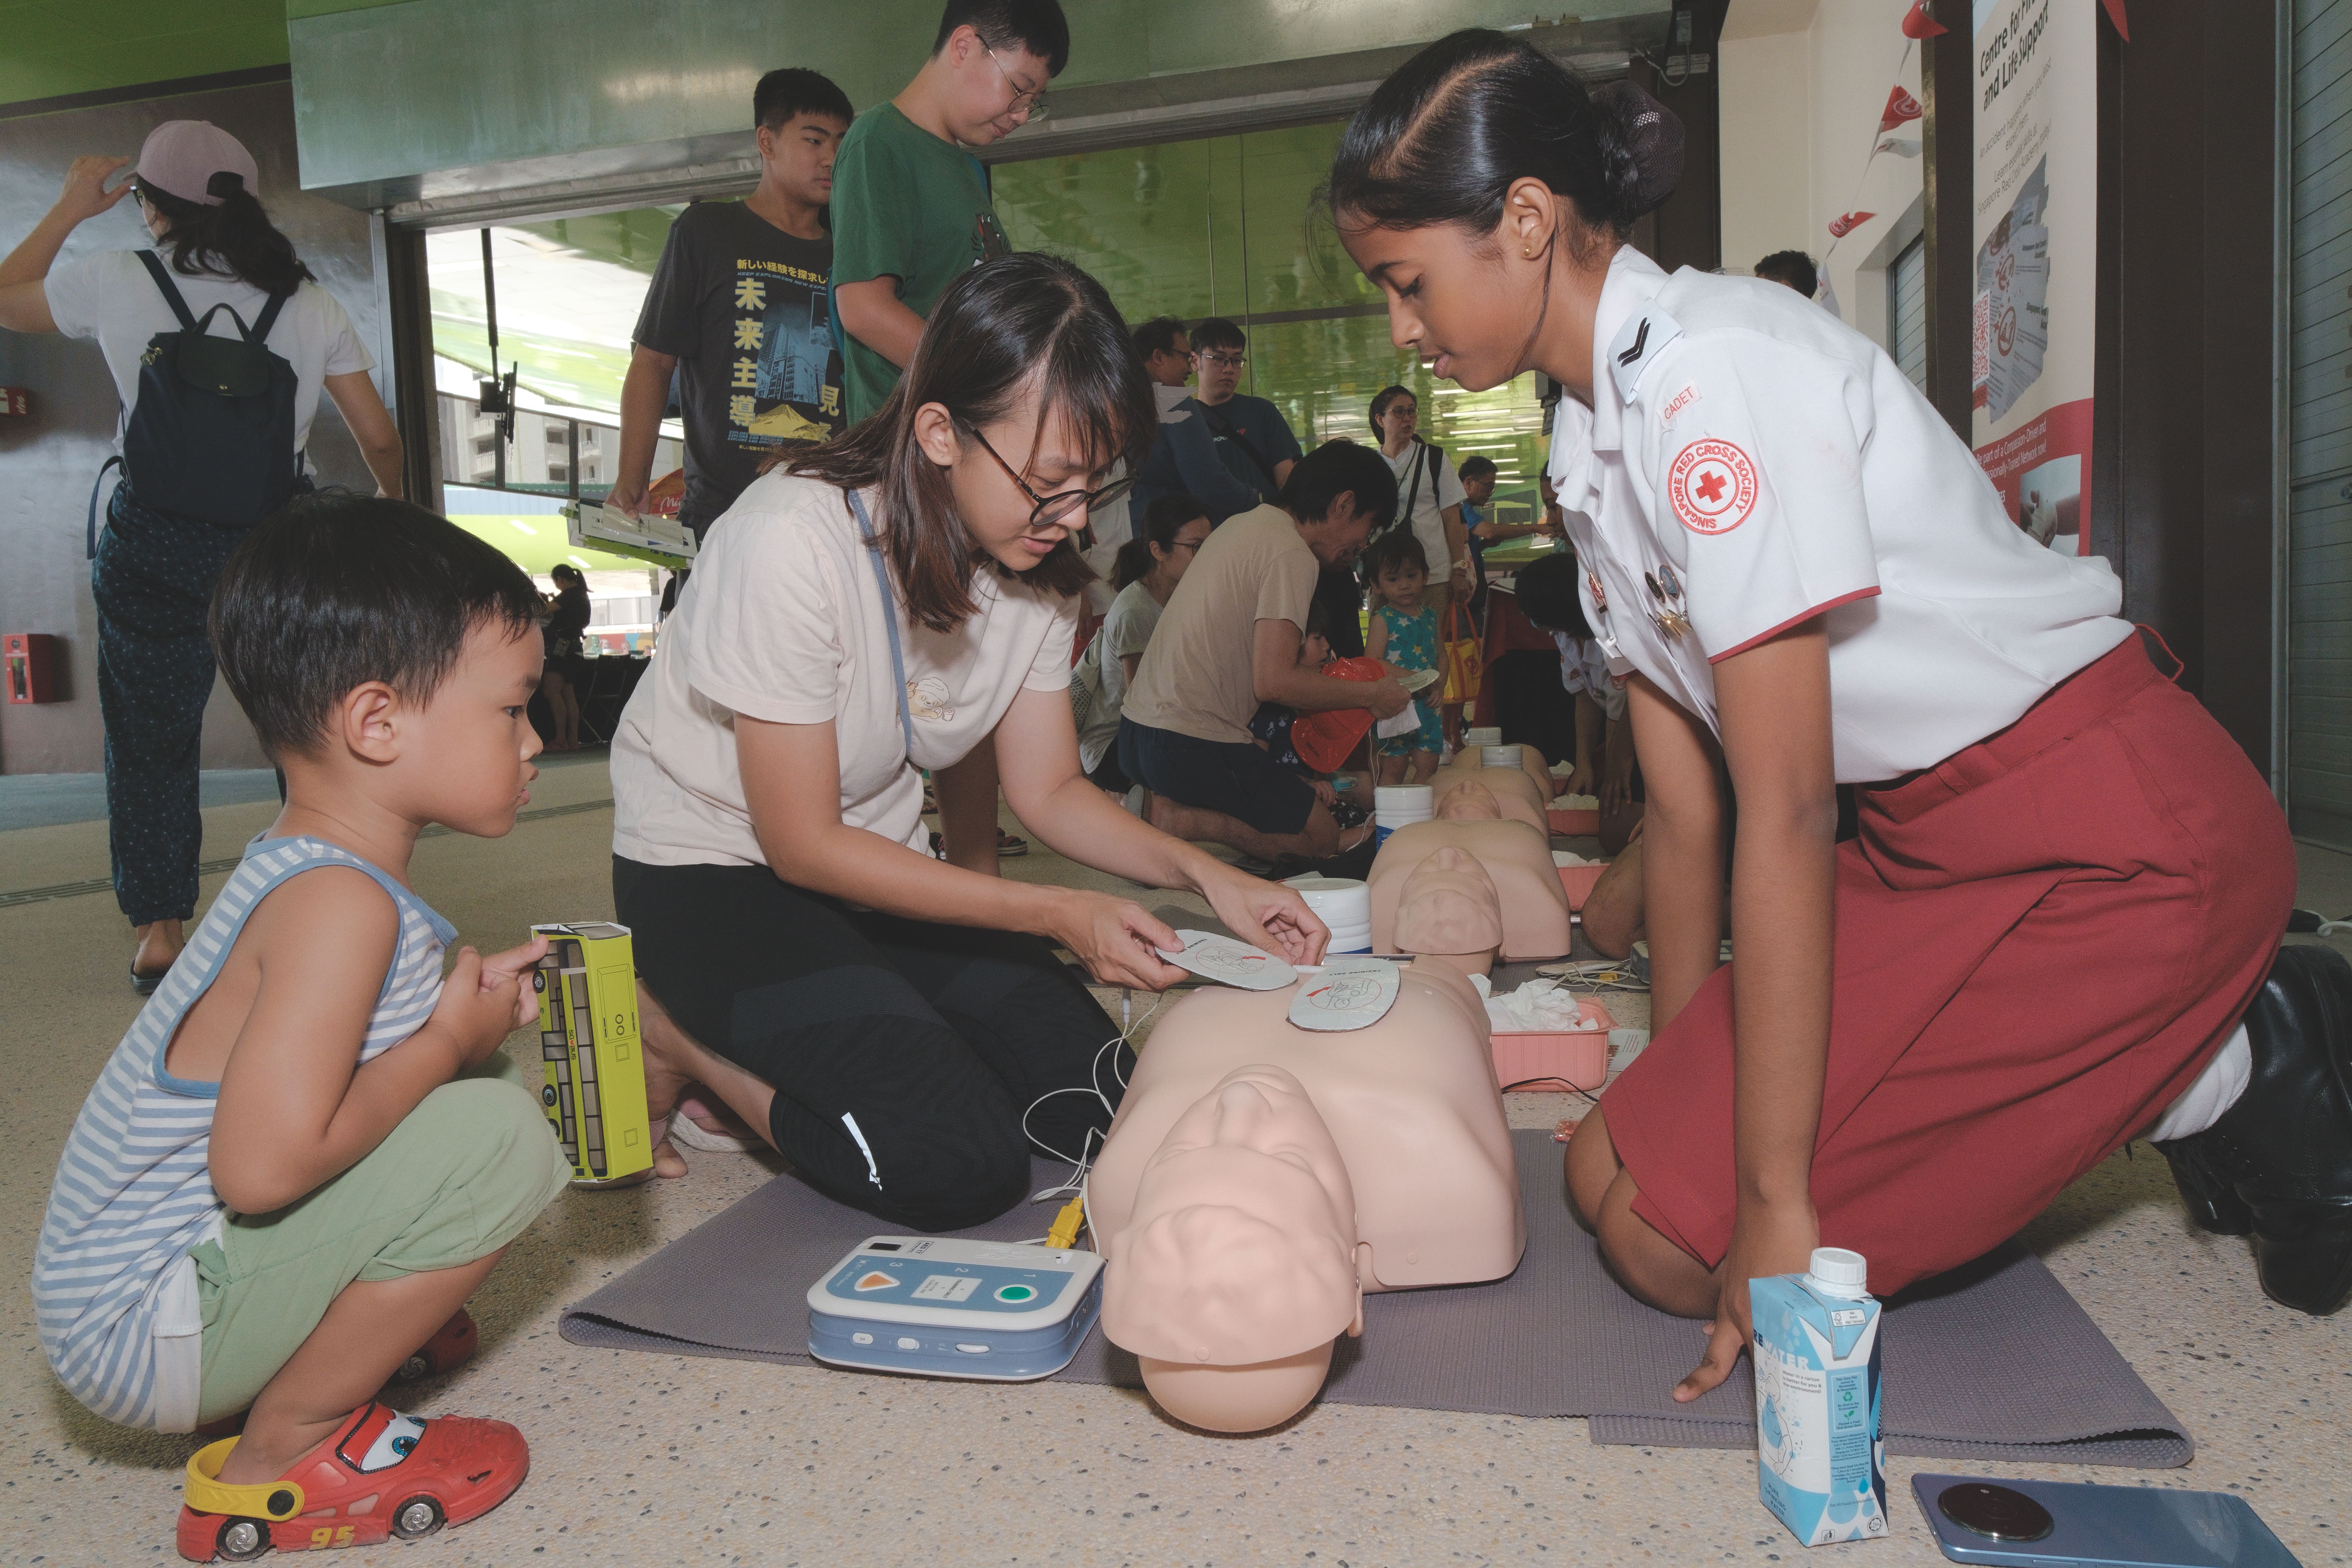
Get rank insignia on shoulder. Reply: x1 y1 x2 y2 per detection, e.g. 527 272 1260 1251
1609 306 1685 403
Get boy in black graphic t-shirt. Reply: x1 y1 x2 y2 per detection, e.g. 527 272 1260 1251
612 68 853 537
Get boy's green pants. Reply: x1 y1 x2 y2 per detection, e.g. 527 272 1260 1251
193 1056 569 1423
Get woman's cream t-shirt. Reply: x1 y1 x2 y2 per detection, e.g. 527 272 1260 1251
611 471 1078 867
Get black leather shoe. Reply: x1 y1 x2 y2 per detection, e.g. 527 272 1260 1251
2154 944 2352 1315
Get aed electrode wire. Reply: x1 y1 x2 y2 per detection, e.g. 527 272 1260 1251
1018 991 1166 1199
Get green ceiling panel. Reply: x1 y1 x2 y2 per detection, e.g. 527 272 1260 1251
1 0 288 110
289 0 1664 198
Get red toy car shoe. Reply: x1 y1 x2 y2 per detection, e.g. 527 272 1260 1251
176 1402 528 1560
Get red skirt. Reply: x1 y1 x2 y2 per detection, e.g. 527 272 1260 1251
1601 635 2296 1295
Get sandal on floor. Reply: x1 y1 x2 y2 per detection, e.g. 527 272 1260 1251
177 1401 528 1560
668 1107 759 1154
131 959 174 995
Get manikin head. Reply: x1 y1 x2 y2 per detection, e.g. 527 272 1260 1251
1105 1067 1362 1433
1435 778 1502 821
1392 847 1505 976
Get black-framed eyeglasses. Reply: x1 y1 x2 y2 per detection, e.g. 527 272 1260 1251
985 49 1051 121
961 422 1132 528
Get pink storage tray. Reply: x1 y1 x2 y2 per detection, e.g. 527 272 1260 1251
1556 862 1606 910
1490 996 1616 1092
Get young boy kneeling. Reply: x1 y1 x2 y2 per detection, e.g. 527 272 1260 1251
34 494 571 1560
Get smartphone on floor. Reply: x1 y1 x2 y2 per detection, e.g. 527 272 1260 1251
1912 1475 2301 1567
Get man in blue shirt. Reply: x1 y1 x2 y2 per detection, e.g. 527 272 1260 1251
1181 316 1302 501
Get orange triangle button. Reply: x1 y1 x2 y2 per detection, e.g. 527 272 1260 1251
853 1271 897 1292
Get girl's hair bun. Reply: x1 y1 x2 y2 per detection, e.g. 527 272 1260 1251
1588 81 1684 222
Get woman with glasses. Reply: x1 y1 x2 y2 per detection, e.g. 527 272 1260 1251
606 254 1326 1230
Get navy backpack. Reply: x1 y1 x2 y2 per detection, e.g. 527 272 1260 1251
87 250 298 554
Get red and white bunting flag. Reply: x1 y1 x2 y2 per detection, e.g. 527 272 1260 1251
1879 85 1923 133
1827 211 1877 239
1901 0 1948 38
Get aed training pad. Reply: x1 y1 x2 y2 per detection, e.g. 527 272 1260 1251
1156 931 1298 990
806 1237 1104 1382
1287 957 1402 1031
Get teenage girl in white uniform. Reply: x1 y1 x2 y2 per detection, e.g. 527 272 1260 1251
1327 29 2344 1392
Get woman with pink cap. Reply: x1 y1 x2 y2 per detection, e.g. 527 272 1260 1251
0 121 403 992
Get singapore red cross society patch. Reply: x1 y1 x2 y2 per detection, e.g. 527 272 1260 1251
1667 439 1759 535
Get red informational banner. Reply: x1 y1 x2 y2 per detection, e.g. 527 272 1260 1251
1972 0 2098 557
1827 210 1877 239
1879 85 1923 133
1973 400 2093 550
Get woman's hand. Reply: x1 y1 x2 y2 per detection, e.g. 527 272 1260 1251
1196 866 1329 967
1565 762 1596 798
56 156 135 225
1309 778 1338 807
1675 1197 1820 1401
1050 890 1188 991
1600 746 1637 818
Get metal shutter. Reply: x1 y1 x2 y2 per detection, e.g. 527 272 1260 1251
2290 0 2352 846
1890 236 1928 390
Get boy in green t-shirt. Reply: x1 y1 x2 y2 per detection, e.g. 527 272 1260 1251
831 0 1070 426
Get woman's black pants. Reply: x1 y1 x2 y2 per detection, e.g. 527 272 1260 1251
613 857 1130 1232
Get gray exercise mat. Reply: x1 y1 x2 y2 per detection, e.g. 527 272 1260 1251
559 1130 2191 1467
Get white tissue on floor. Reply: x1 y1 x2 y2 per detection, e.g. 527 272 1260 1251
1551 850 1601 867
1555 793 1600 810
1484 980 1599 1034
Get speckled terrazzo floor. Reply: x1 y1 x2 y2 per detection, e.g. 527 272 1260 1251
2 758 2345 1566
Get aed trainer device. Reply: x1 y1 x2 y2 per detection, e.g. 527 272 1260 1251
532 922 654 1187
807 1236 1104 1381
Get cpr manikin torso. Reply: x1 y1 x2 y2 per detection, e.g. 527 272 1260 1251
1367 779 1573 960
1427 760 1553 828
1092 868 1522 1433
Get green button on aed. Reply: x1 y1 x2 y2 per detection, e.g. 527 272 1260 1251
995 1284 1036 1303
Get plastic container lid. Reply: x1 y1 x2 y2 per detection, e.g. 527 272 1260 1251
1281 876 1372 929
1465 727 1502 747
1374 786 1434 810
1805 1247 1870 1298
1480 744 1525 770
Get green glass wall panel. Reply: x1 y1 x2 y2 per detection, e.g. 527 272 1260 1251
995 122 1549 500
421 124 1553 497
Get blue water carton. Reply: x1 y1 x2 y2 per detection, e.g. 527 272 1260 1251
1752 1247 1888 1547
